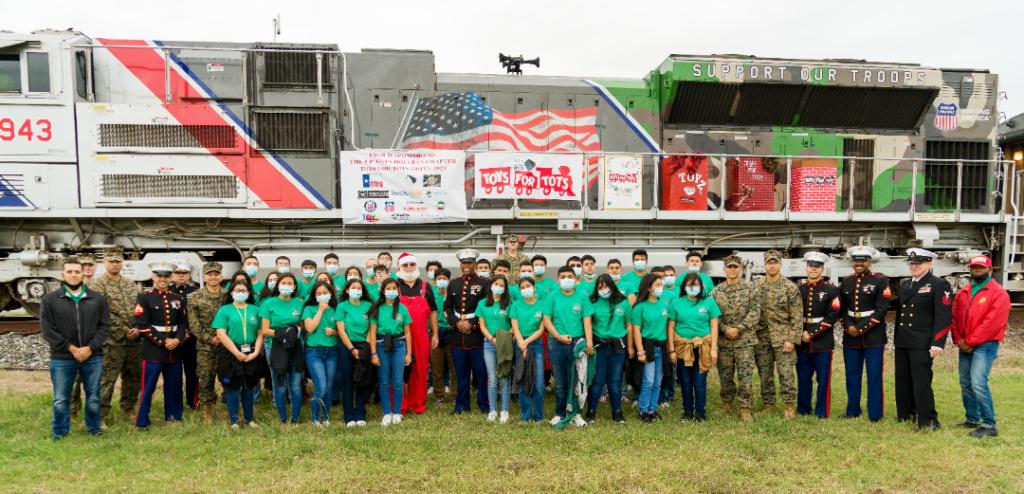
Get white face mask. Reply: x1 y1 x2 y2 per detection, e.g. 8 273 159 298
267 281 277 290
347 289 363 299
598 288 611 299
491 285 505 296
663 276 676 287
316 294 332 304
572 266 582 277
278 285 294 296
384 290 399 300
520 287 535 299
520 271 534 279
634 260 647 271
534 266 546 276
436 279 449 289
652 287 664 298
610 273 621 281
232 292 249 303
583 272 596 280
326 265 339 275
277 266 290 274
685 286 701 297
427 270 436 280
688 265 700 273
477 271 490 279
559 278 575 291
347 275 360 281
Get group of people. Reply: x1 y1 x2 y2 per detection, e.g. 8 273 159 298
39 234 1008 440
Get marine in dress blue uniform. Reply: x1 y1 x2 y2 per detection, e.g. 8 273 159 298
839 246 891 421
134 261 190 429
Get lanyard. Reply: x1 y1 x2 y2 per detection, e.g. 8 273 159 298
235 305 248 341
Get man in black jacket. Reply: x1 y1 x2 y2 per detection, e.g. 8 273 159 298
40 258 111 440
893 248 952 431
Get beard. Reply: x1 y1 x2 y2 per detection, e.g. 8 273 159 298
398 268 420 283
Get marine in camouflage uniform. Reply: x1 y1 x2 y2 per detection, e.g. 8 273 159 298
753 250 803 416
711 255 761 419
187 262 225 418
92 249 141 421
493 233 529 285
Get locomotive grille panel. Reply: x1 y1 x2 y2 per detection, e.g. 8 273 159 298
98 124 236 148
264 51 331 86
924 140 992 211
250 112 328 152
100 174 238 198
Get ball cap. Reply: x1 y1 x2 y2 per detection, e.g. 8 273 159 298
103 248 124 262
763 250 783 262
968 255 992 268
202 262 223 274
906 247 937 263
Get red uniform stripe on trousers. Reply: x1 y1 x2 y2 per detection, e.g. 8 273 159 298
134 360 146 426
825 351 832 418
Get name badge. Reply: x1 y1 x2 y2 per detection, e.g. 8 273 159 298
240 343 252 353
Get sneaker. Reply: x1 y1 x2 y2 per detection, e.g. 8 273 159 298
312 420 322 427
653 412 663 421
392 414 402 425
660 402 671 409
487 411 498 422
682 411 695 421
427 386 434 395
958 421 982 428
230 423 240 430
499 411 509 424
969 426 998 438
248 421 258 428
322 420 330 428
381 414 392 427
549 415 563 426
599 394 608 403
571 415 587 427
346 421 357 427
89 430 104 437
356 420 367 427
100 420 108 431
584 409 596 422
445 386 450 393
612 411 625 424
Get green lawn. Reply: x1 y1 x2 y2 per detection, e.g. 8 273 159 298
1 349 1022 493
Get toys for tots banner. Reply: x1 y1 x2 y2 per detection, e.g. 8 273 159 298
474 152 584 200
340 150 467 224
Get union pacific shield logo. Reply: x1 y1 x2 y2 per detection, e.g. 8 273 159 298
934 103 959 131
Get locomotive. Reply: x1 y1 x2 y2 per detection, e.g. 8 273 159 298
0 28 1017 315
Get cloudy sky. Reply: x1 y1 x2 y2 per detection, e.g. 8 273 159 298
8 0 1022 119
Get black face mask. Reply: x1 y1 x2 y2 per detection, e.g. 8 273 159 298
971 273 989 284
64 281 82 290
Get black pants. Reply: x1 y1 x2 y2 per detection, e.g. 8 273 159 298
182 336 199 410
894 347 937 427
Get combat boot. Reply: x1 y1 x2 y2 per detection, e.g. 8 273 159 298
783 404 795 419
202 406 214 423
722 401 734 414
739 408 753 422
762 403 776 414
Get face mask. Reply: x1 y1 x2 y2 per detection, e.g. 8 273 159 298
244 266 259 277
427 270 436 280
491 285 505 296
302 270 315 279
534 266 546 276
278 285 294 296
653 287 664 298
559 278 575 291
685 286 701 297
663 276 676 287
232 292 249 303
634 260 647 271
277 266 290 274
267 281 277 290
971 273 989 284
610 273 621 281
598 288 611 299
347 289 363 299
316 294 332 304
520 271 534 279
436 279 449 289
584 272 596 280
688 265 700 273
572 266 582 277
477 271 490 279
384 290 399 301
326 265 338 275
520 287 535 299
347 275 360 281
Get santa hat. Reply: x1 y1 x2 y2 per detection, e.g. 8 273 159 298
397 252 417 266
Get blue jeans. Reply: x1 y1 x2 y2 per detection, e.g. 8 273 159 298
515 340 545 421
377 339 406 415
451 346 488 413
306 346 337 422
549 338 579 417
224 386 256 424
588 345 625 414
959 341 999 428
677 349 708 417
483 340 512 413
639 347 663 414
50 356 103 439
267 347 303 423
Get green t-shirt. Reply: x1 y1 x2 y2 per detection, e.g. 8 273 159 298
258 296 304 348
373 303 411 336
543 289 594 339
302 305 340 347
252 281 265 297
533 277 559 301
475 300 512 334
592 297 631 339
212 303 260 346
296 277 317 299
660 288 679 306
509 284 522 304
336 300 371 343
432 286 449 329
510 298 546 339
669 296 721 339
630 299 670 341
578 278 597 296
620 271 647 295
364 281 381 302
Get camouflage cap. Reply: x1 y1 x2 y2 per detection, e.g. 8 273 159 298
103 248 124 262
505 233 521 243
202 262 223 274
763 250 783 262
77 254 96 265
723 255 743 267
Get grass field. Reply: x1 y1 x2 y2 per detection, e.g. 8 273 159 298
1 348 1022 493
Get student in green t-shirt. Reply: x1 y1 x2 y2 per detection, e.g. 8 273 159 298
531 255 559 301
258 273 305 424
255 272 279 307
510 277 547 422
630 273 669 422
684 251 715 296
660 265 680 306
579 254 598 296
364 265 388 302
335 278 374 426
302 282 340 426
620 249 650 304
477 275 513 423
212 279 262 427
542 266 595 427
296 260 318 299
368 279 412 426
668 272 721 422
586 273 632 423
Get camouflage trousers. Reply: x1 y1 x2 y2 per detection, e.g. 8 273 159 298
754 341 797 405
99 343 141 418
197 347 219 407
718 345 755 409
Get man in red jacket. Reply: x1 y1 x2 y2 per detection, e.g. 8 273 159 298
951 255 1008 437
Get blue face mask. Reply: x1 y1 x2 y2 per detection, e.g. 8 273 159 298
491 285 505 296
326 265 339 275
384 290 399 301
302 270 315 279
634 260 647 271
278 285 294 296
685 286 701 297
688 265 700 273
559 278 575 291
520 287 535 299
316 294 332 304
477 271 490 279
610 273 621 281
652 287 664 298
572 266 582 277
663 276 676 288
598 288 611 299
427 270 436 280
534 266 546 276
347 289 363 299
267 280 277 290
436 279 449 289
520 271 534 279
244 266 259 277
232 292 249 303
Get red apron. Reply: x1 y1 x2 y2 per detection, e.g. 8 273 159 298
400 280 431 414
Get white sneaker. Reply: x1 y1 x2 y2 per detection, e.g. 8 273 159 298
549 415 563 426
346 421 356 427
572 415 588 428
499 411 509 424
312 420 322 427
381 414 392 427
322 420 330 428
248 421 258 428
660 402 671 409
487 411 498 422
230 423 240 430
392 414 402 425
427 386 434 395
445 386 450 393
356 420 367 427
